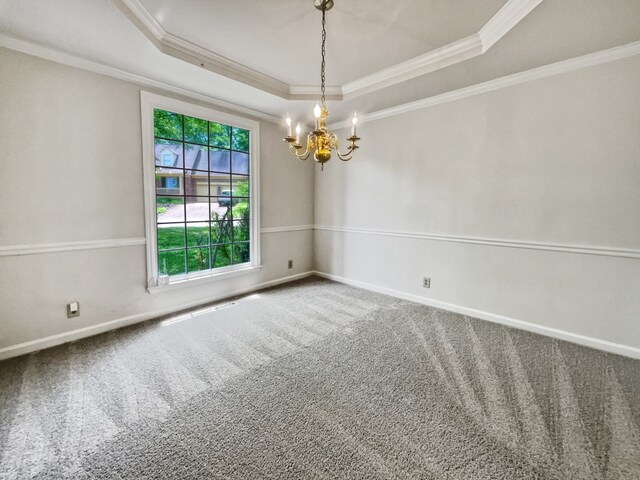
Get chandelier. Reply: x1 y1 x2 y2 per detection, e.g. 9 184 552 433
283 0 360 170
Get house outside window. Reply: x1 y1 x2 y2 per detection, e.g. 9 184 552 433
141 92 261 292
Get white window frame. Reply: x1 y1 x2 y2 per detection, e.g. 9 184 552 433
141 91 261 293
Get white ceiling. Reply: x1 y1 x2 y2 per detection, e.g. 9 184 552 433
1 0 639 124
137 0 507 85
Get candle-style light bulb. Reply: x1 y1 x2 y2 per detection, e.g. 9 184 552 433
295 123 301 143
285 114 292 137
351 112 358 136
314 103 321 129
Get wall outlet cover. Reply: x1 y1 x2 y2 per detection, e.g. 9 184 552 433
67 302 80 318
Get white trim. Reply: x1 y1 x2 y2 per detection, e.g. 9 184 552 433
313 271 640 360
314 225 640 260
0 238 146 257
479 0 544 50
140 91 261 290
4 27 639 130
0 271 314 361
0 227 314 257
287 85 342 100
114 0 540 99
147 265 263 294
113 0 291 99
0 33 280 124
261 225 314 234
331 40 640 129
342 34 483 98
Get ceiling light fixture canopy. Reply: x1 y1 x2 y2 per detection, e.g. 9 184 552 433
283 0 360 170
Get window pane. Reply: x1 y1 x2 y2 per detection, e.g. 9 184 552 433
157 224 185 249
155 140 183 168
186 222 210 247
231 127 249 152
156 169 184 196
187 247 211 272
231 175 249 197
157 196 184 223
231 198 249 224
185 196 210 222
231 151 249 174
209 198 229 221
211 221 233 244
158 250 186 276
154 109 183 141
209 122 230 149
232 219 250 243
185 170 209 197
184 116 208 145
232 242 250 265
210 148 231 173
184 144 208 172
211 244 232 268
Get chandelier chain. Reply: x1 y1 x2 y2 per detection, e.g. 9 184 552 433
282 0 360 167
320 5 326 105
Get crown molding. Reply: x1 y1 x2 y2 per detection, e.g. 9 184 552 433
112 0 542 100
341 34 483 98
479 0 543 50
113 0 289 99
330 40 640 129
0 33 281 124
288 85 343 100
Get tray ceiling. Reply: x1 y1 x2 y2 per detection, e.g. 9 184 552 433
135 0 507 86
1 0 639 123
115 0 542 99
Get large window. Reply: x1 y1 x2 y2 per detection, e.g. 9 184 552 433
141 93 260 291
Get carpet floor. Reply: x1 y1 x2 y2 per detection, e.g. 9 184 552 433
0 277 638 479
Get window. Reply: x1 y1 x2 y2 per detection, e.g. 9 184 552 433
161 151 174 166
141 92 260 291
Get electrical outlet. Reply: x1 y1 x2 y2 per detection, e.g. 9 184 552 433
287 259 293 269
423 277 431 289
67 302 80 318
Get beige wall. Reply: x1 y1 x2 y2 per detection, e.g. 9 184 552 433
315 55 640 353
2 45 639 358
0 48 314 352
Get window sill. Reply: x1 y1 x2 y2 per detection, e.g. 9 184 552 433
147 264 263 295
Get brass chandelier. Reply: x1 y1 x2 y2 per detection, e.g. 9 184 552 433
283 0 360 169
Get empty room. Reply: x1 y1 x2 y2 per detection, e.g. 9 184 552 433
1 0 639 478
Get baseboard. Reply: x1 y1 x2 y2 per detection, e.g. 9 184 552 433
312 271 640 360
0 271 314 361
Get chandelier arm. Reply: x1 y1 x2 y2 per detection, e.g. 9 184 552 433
289 133 315 160
336 147 355 161
288 144 310 161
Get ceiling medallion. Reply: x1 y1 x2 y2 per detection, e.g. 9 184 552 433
283 0 360 170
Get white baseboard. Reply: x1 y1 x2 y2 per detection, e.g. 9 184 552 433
0 271 314 361
313 271 640 360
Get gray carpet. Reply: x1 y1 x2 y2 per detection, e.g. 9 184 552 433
1 277 639 479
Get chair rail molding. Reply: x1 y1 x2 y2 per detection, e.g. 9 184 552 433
0 238 147 257
314 225 640 260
